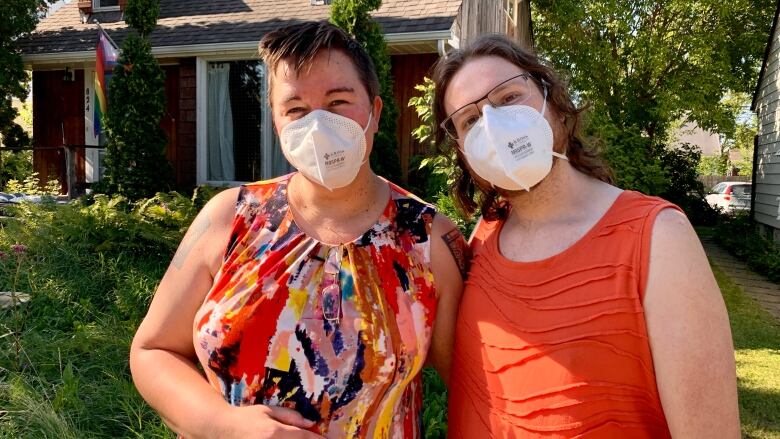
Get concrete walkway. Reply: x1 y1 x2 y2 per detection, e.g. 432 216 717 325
700 236 780 322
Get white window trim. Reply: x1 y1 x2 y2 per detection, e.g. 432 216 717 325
196 55 274 187
92 0 120 12
83 67 102 183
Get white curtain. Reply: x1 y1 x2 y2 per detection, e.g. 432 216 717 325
207 63 235 181
256 65 292 179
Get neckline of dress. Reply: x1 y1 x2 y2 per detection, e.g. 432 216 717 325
282 174 395 247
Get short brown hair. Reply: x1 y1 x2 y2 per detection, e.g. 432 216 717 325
258 21 380 102
432 34 612 221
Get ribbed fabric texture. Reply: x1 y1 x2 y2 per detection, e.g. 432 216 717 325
448 191 677 438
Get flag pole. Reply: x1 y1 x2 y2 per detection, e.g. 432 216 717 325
93 19 120 50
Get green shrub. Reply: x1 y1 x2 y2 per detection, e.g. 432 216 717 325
0 150 33 190
3 171 60 196
422 367 447 439
715 213 780 282
0 188 219 437
656 143 720 226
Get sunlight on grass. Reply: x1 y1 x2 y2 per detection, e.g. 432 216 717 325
712 265 780 439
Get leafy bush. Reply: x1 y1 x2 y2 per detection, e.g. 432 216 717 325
697 154 729 177
0 188 218 437
407 78 475 235
715 213 780 283
0 150 33 190
656 143 720 226
3 171 60 196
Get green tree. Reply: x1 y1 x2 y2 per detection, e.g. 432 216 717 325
532 0 773 195
101 0 173 200
330 0 403 182
1 0 49 188
533 0 772 142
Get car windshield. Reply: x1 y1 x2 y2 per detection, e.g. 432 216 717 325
732 185 751 196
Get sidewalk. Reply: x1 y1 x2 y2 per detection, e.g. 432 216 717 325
700 235 780 322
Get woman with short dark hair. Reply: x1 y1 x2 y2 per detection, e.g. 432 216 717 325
129 22 465 439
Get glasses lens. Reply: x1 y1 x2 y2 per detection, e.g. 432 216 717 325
488 75 531 108
442 117 460 140
322 283 340 321
449 104 482 140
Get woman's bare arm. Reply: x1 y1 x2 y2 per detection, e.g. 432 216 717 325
427 214 467 385
129 187 319 438
644 209 740 438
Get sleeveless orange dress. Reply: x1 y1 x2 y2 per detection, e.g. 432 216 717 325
448 191 677 438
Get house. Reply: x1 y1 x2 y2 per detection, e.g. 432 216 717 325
672 122 722 158
751 0 780 240
16 0 531 194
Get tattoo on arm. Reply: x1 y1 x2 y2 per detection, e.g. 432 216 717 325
171 214 212 269
441 228 471 280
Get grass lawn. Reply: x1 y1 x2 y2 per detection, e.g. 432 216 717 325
712 264 780 438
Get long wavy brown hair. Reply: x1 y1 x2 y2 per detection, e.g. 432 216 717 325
432 34 612 221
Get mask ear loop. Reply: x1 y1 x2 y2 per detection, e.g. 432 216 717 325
540 79 568 162
360 111 374 167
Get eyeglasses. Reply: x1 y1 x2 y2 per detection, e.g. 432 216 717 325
321 246 342 323
440 73 536 140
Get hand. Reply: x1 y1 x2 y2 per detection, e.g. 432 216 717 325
209 404 324 439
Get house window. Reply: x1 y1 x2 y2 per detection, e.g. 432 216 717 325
93 0 120 11
205 60 289 183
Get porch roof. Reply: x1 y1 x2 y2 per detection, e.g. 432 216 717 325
18 0 461 64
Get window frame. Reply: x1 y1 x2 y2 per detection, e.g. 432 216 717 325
196 55 276 187
92 0 120 12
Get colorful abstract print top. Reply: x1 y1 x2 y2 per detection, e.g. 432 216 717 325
193 174 438 438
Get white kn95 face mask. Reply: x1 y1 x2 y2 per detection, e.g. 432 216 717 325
462 90 567 192
280 109 372 191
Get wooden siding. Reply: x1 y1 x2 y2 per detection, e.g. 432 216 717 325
454 0 533 48
32 69 85 194
391 53 439 183
755 20 780 230
33 64 190 192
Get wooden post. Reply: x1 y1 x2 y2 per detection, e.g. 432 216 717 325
64 146 76 199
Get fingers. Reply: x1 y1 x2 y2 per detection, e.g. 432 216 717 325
265 406 317 430
276 425 325 439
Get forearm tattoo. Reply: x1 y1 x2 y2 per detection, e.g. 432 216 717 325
172 214 211 269
441 228 471 280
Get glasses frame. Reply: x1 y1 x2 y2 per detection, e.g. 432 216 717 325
321 247 342 323
440 72 536 141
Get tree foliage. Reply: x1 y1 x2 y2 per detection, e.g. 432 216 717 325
330 0 403 182
101 0 172 200
532 0 771 222
124 0 160 39
0 0 47 151
533 0 774 143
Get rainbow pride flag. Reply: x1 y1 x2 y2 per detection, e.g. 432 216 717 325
94 27 119 137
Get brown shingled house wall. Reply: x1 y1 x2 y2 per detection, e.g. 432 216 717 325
176 58 197 188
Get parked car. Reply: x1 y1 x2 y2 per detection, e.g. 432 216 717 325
706 182 752 213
